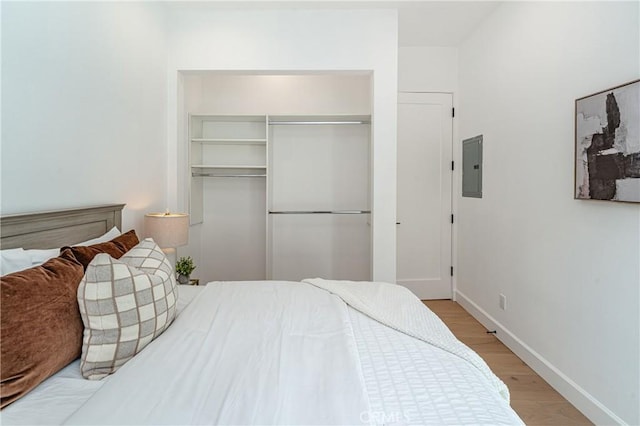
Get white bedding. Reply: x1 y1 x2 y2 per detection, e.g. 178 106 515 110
350 309 522 425
303 278 510 401
1 286 201 425
2 281 523 425
65 281 369 425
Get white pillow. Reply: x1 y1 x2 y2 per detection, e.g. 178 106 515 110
0 227 123 275
27 227 122 267
0 248 33 275
26 248 62 267
76 226 121 247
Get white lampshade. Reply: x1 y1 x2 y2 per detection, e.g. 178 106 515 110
144 212 189 248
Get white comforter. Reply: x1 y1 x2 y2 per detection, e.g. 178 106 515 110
3 281 523 425
65 281 369 425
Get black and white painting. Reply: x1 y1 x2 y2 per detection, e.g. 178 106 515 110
575 79 640 202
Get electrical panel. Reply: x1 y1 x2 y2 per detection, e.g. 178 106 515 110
462 135 483 198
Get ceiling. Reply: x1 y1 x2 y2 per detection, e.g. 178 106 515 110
166 1 502 47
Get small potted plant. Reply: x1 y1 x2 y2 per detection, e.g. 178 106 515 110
175 256 196 285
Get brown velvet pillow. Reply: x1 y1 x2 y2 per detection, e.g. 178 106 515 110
0 249 85 408
64 230 139 270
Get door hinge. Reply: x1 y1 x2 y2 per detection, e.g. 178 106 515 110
450 266 454 276
451 161 455 171
451 214 454 224
452 107 455 118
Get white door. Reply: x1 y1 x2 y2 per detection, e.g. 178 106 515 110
397 92 453 299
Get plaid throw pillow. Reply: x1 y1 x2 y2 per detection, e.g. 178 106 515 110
77 238 178 380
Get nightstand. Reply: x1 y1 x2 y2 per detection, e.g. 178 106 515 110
188 278 200 286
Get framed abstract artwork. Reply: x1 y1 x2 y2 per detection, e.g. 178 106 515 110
575 79 640 203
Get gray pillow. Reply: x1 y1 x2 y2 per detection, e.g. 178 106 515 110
77 238 178 380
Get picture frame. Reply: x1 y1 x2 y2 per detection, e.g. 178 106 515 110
575 79 640 203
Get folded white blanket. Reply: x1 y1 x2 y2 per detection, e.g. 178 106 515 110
302 278 510 401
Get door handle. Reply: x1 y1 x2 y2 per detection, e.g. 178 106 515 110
396 222 401 225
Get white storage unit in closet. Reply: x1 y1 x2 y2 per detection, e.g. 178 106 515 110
267 115 371 281
189 114 371 282
189 115 268 280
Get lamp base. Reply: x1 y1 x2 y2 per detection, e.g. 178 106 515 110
161 247 177 268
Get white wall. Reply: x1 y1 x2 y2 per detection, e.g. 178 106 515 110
398 46 458 93
457 3 639 424
1 2 167 231
166 6 398 282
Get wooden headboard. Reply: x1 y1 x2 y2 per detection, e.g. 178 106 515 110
0 204 125 250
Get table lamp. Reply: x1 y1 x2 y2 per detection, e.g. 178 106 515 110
144 212 189 265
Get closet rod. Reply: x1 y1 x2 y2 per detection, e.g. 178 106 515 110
269 210 371 215
268 121 369 126
192 173 266 178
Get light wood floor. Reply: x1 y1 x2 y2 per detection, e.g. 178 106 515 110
423 300 592 426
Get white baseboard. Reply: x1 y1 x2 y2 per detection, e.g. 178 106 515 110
455 290 626 426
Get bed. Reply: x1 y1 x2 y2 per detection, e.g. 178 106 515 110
0 204 524 425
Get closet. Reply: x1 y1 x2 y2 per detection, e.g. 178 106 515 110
189 115 267 224
268 115 371 281
188 114 268 281
183 73 372 284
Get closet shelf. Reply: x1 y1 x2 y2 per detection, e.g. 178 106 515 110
190 114 266 122
192 173 266 178
191 165 267 169
191 138 267 145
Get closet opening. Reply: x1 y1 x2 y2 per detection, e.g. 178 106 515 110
178 71 373 284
